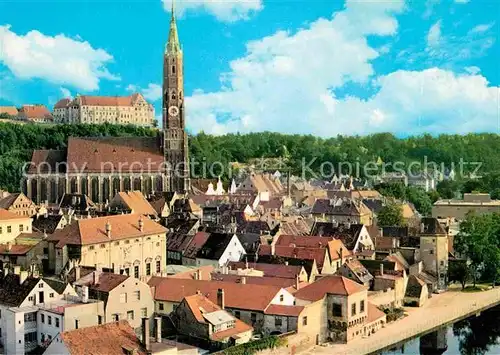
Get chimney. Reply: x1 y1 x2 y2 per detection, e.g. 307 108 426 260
379 263 384 276
6 242 11 252
93 270 100 285
241 276 247 285
194 269 202 280
155 317 162 343
75 266 81 281
284 261 289 266
82 285 89 303
217 288 225 310
295 275 300 290
105 220 111 239
139 216 144 232
339 247 343 263
13 265 21 275
142 317 150 351
245 257 249 269
19 271 28 285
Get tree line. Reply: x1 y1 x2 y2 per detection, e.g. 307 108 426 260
0 122 499 195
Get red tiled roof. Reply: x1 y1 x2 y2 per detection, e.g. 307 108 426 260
154 278 283 312
0 208 27 221
115 191 157 216
47 213 166 246
54 98 71 109
259 245 327 268
184 293 220 322
0 244 34 255
228 262 304 279
183 232 210 259
75 93 147 107
19 105 52 120
367 302 386 323
77 272 129 293
210 319 253 341
264 304 304 317
294 276 365 302
0 106 18 116
27 150 66 174
59 320 146 355
210 273 297 288
275 235 351 261
66 136 163 174
171 265 215 280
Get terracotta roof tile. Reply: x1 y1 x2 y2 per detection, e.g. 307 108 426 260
210 273 298 288
183 232 210 259
59 320 146 355
47 213 166 246
28 150 66 174
65 136 163 174
0 106 18 116
154 278 283 312
294 276 365 302
228 262 303 279
54 98 71 109
115 191 157 216
275 234 351 261
171 265 215 280
260 245 328 269
0 244 35 255
19 105 53 120
367 302 386 323
76 272 129 293
264 304 304 317
74 93 150 107
0 208 27 221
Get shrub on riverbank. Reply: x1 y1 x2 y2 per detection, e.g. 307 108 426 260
381 307 406 322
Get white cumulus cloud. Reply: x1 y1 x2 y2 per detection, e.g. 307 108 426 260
0 25 119 91
162 0 263 22
127 83 162 102
184 0 499 136
60 87 72 98
427 20 442 47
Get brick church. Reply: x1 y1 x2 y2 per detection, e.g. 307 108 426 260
24 8 190 205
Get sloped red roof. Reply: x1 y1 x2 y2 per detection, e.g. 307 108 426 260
228 262 304 279
0 244 34 255
0 106 18 116
47 214 166 246
154 278 282 312
0 208 27 221
66 137 163 174
54 98 71 109
264 304 304 317
19 105 52 119
59 320 146 355
259 245 327 268
294 276 365 301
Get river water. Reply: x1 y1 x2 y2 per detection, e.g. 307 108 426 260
383 305 500 355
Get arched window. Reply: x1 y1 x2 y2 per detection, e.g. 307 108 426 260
172 65 176 74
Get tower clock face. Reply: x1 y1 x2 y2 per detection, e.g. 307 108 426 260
168 106 179 117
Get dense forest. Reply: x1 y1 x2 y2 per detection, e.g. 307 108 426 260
0 122 499 196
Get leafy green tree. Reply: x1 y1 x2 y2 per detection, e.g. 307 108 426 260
455 212 500 286
436 180 462 199
448 259 469 290
377 202 405 227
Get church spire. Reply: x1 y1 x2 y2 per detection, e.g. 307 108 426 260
167 0 181 54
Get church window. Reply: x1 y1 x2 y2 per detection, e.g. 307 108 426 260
172 93 176 100
172 66 176 74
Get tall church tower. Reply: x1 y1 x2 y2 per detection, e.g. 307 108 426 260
163 1 190 193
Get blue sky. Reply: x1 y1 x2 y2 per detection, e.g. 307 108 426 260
0 0 499 137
